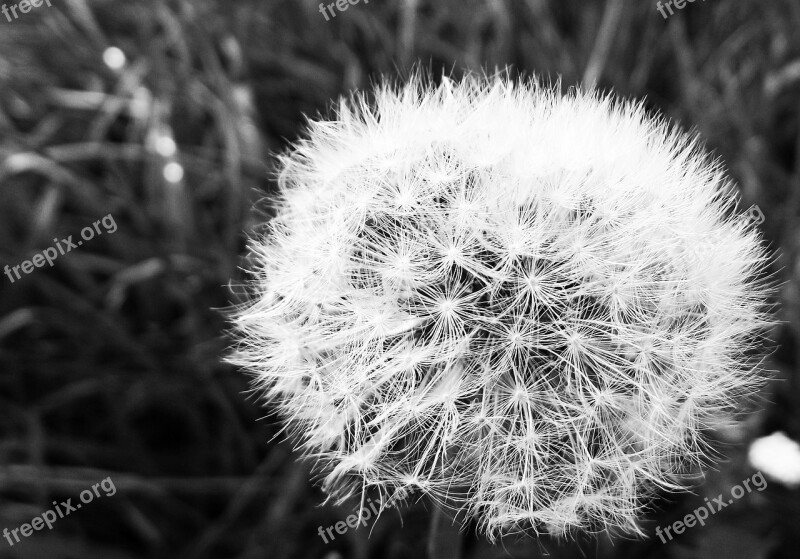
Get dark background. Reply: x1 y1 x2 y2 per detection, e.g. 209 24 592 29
0 0 798 558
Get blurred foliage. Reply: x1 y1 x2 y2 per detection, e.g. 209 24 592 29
0 0 797 558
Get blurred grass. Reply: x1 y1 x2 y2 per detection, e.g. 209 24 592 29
0 0 798 558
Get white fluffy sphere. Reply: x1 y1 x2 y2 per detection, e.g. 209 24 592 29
229 75 774 538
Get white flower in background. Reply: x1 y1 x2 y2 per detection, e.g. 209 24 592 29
749 431 800 487
229 74 775 539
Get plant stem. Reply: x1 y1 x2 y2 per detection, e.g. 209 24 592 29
427 506 462 559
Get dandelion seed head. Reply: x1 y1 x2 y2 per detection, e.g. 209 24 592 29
229 74 775 539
